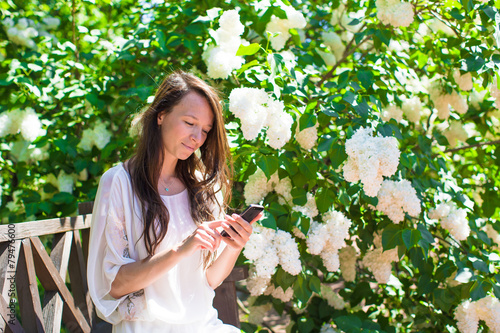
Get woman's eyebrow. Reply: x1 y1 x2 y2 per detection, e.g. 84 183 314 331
185 114 213 128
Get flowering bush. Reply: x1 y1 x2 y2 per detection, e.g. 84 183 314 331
1 1 500 332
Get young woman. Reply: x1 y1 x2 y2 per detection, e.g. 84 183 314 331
87 71 262 332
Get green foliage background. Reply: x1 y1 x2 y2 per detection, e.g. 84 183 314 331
1 0 500 332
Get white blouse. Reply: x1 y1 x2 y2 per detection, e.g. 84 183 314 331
87 164 240 333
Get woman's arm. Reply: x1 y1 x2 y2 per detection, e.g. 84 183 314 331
109 220 223 299
206 212 263 289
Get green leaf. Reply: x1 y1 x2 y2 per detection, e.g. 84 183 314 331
316 188 335 213
291 187 307 205
357 70 374 89
335 316 363 332
470 279 490 301
297 316 314 333
465 55 485 72
260 211 277 230
298 159 318 179
417 224 435 243
236 43 261 56
402 229 421 250
309 276 321 293
318 134 336 152
343 91 356 105
382 224 402 250
51 192 75 205
329 144 348 169
299 111 316 131
276 267 296 290
257 155 279 179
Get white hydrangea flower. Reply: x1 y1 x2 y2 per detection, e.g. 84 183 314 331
375 0 414 28
292 192 318 219
443 121 468 148
449 91 468 115
362 246 399 284
485 224 500 249
455 300 479 333
266 5 306 50
343 127 401 197
202 10 247 79
274 230 302 275
42 17 60 30
320 284 345 310
475 295 500 333
381 105 403 122
292 226 306 239
78 122 112 151
20 108 46 142
338 245 357 282
247 269 272 296
401 96 422 123
57 171 74 194
453 70 473 91
266 100 293 150
429 202 470 241
322 31 345 60
306 210 352 272
317 49 337 67
490 76 500 106
243 168 274 205
455 296 500 333
376 179 421 224
296 122 319 150
229 87 269 140
266 285 294 302
274 176 293 205
244 225 302 294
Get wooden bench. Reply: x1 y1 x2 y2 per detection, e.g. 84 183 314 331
0 202 248 332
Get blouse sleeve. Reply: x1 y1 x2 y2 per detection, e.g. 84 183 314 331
87 167 146 324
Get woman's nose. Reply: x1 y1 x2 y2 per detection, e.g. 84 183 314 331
191 128 202 143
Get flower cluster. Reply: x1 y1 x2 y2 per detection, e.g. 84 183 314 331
485 224 500 250
381 105 403 123
343 127 401 197
401 96 423 123
443 121 468 148
296 123 319 150
78 123 112 151
429 202 469 241
376 179 421 223
202 10 246 79
429 85 468 120
362 233 399 284
292 192 319 219
306 210 352 272
243 169 295 206
264 285 294 302
0 108 46 142
266 5 306 50
244 225 301 296
2 17 60 49
453 70 473 91
229 87 293 149
455 295 500 333
375 0 414 28
322 31 345 62
338 245 357 282
320 284 345 310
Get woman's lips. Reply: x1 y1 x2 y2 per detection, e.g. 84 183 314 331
182 143 195 151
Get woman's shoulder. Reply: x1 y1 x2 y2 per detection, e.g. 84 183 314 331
99 163 131 190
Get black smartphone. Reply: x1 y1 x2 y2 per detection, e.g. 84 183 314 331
221 204 264 238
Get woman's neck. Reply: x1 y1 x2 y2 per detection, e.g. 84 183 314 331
160 154 178 179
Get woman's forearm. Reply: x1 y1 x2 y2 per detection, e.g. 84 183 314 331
205 246 242 289
109 246 184 299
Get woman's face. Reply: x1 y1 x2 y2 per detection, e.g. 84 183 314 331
157 91 214 162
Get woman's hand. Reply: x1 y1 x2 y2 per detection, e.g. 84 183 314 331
177 220 223 257
221 212 263 251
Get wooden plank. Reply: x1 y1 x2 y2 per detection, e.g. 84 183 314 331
0 216 92 242
0 294 25 333
213 280 240 328
30 237 91 333
0 240 21 298
77 202 93 215
42 232 73 333
16 239 44 333
67 230 92 323
224 265 249 282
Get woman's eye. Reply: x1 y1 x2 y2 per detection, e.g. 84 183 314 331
185 121 193 126
203 130 209 135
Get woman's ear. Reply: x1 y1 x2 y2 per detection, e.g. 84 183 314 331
157 111 164 126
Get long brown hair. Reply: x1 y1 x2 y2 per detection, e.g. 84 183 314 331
126 71 232 264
